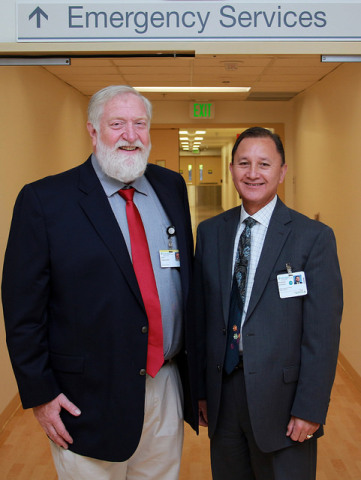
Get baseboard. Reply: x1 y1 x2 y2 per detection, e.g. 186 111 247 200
338 351 361 392
0 393 21 433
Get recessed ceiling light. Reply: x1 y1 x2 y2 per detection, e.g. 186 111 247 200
321 55 361 62
0 57 71 66
135 86 250 93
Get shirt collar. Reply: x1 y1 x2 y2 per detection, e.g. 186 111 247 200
91 154 148 198
240 195 277 228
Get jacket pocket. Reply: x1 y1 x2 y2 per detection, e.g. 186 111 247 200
283 365 300 383
50 352 84 374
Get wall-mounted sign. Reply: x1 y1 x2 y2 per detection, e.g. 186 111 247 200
16 2 361 42
190 103 215 119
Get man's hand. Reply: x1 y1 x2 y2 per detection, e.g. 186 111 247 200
286 416 320 443
33 393 81 449
198 399 208 427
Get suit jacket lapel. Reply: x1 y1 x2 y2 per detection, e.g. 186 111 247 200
218 207 241 325
245 199 292 322
77 158 142 303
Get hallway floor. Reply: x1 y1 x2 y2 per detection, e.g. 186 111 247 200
0 364 360 479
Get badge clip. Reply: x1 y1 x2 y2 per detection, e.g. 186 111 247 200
167 225 176 249
286 263 293 276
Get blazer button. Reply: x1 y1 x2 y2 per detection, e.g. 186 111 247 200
141 326 148 334
139 369 146 376
222 328 226 335
217 365 222 372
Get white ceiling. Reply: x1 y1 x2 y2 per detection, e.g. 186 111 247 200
44 53 340 150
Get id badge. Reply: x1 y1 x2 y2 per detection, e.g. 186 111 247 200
159 250 180 268
277 271 307 299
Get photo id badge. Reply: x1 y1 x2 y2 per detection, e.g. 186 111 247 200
159 250 180 268
277 271 307 299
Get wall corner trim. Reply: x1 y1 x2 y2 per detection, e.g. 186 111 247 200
338 351 361 393
0 393 21 434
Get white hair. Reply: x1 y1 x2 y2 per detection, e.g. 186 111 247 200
88 85 152 130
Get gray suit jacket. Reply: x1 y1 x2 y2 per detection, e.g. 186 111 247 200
194 198 342 453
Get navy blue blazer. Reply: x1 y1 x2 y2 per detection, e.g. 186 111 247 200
194 198 343 453
2 157 198 462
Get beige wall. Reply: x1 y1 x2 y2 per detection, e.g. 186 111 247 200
149 128 179 172
0 66 90 416
291 63 361 377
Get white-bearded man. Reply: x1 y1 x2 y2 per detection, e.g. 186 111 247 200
2 85 198 480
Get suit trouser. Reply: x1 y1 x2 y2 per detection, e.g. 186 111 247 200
211 366 317 480
50 362 184 480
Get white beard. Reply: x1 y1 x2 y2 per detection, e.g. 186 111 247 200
96 137 151 183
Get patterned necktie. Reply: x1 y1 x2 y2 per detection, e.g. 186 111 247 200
224 217 257 374
118 188 164 378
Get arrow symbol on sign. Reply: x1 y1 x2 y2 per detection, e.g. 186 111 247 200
29 7 48 28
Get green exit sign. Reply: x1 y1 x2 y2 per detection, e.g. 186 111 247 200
190 102 215 119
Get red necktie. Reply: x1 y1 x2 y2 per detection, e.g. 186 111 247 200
118 188 164 377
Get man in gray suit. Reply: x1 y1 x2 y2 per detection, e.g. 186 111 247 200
195 127 342 480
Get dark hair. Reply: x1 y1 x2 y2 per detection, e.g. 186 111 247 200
231 127 285 165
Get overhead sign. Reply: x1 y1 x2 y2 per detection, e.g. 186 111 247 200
17 2 361 42
190 103 215 120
